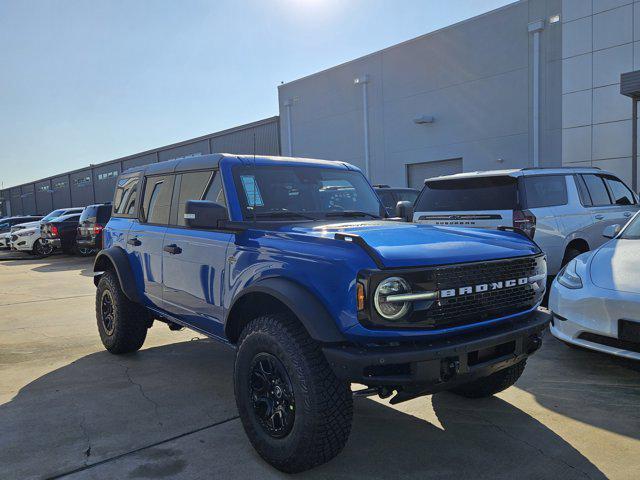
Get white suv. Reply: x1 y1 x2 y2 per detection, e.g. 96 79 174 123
10 207 84 255
412 168 639 275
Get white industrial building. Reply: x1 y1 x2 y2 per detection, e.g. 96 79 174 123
278 0 640 191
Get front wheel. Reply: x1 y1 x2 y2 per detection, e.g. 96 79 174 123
234 314 353 473
33 239 53 257
451 360 526 398
96 271 148 354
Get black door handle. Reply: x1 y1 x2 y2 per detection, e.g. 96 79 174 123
163 244 182 255
127 237 141 247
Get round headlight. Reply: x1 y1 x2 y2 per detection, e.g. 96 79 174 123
374 277 411 320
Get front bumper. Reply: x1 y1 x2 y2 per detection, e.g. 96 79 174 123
323 309 549 397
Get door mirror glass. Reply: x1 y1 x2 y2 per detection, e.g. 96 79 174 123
395 201 414 221
184 200 228 229
603 224 622 239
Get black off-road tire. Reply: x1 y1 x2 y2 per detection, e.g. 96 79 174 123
234 314 353 473
451 360 527 398
96 271 148 354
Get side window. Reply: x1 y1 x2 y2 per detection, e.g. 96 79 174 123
604 176 636 206
204 172 227 207
574 175 592 206
176 171 213 226
581 174 611 206
141 175 174 224
523 175 568 208
377 191 396 209
113 177 139 217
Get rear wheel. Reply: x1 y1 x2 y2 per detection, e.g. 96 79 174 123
96 271 148 354
234 314 353 473
33 239 53 257
451 360 526 398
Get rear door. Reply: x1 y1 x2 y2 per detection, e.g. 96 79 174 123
579 174 634 248
128 174 174 308
413 175 518 228
162 170 232 338
603 175 638 225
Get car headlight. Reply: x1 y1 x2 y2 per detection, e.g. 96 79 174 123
16 230 34 237
373 277 412 320
557 259 583 289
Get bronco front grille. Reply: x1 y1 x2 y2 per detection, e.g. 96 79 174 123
426 256 540 329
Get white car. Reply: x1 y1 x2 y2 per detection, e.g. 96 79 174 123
549 213 640 360
9 207 84 255
412 168 639 275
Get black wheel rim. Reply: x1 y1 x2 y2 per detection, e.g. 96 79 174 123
100 290 115 335
36 241 52 256
249 353 295 438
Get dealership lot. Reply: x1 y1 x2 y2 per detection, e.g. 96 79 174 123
0 254 638 479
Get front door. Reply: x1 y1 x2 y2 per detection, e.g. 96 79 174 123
161 170 232 338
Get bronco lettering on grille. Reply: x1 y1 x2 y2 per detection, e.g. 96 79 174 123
440 277 529 298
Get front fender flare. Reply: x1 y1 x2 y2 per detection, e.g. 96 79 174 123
93 247 142 304
225 278 347 344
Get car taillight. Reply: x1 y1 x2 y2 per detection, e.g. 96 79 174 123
513 209 536 239
51 225 59 237
94 224 104 235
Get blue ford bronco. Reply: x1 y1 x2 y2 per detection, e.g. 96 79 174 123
93 153 549 472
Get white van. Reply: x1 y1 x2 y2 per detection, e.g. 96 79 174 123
412 168 639 275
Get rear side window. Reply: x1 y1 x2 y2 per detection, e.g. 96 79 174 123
175 171 214 226
141 175 174 224
416 176 518 211
113 177 139 217
79 207 98 223
523 175 568 208
581 174 611 206
604 176 636 205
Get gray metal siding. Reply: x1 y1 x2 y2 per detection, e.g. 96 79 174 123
93 163 121 204
51 175 71 209
21 184 36 215
69 169 95 207
210 120 280 155
158 139 210 162
122 153 158 172
4 117 280 211
35 180 53 214
10 188 23 215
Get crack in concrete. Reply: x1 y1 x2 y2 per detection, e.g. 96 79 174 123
77 410 92 465
120 364 163 427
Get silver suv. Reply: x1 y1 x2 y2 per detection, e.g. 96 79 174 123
412 168 639 275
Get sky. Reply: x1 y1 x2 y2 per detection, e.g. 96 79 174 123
0 0 513 188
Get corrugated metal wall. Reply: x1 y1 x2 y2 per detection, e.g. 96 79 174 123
0 116 280 217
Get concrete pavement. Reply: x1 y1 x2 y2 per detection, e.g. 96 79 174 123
0 254 638 479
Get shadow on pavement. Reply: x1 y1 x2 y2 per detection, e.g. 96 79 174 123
0 338 608 479
0 253 95 276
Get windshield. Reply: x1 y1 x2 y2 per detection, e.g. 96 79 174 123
416 176 518 212
42 209 66 222
232 165 382 220
621 214 640 239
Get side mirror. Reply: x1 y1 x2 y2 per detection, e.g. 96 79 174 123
395 201 414 222
602 224 622 239
184 200 227 229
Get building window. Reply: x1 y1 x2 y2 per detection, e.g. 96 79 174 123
74 176 91 187
53 181 67 190
38 185 51 192
97 170 118 181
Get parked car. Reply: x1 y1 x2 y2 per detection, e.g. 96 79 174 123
76 203 112 255
0 215 42 249
93 153 549 473
41 213 82 254
373 184 420 216
412 168 639 275
550 212 640 360
9 207 84 255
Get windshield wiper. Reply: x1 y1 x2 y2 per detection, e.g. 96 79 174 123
324 211 380 219
252 211 317 221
